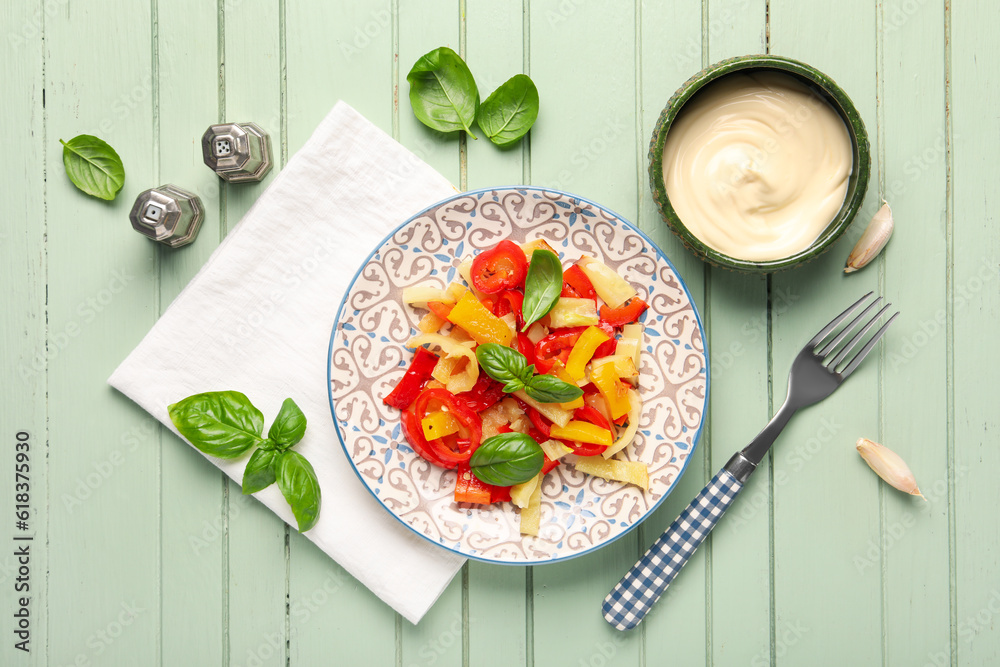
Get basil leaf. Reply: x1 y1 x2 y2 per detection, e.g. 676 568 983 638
242 448 278 495
469 432 544 487
476 74 540 148
407 46 479 137
276 451 322 532
524 374 583 404
268 398 307 448
59 134 125 201
521 249 564 331
168 391 266 458
502 379 525 393
476 343 530 385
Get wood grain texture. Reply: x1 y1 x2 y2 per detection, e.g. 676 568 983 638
3 0 998 665
0 1 46 665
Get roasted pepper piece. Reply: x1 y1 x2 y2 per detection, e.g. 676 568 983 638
447 291 513 346
564 325 611 381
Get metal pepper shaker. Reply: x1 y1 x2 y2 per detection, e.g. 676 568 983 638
201 122 273 182
129 185 205 248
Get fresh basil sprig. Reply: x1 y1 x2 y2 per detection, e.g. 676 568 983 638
168 392 321 532
475 343 534 392
521 249 564 331
469 432 544 486
59 134 126 201
476 74 540 148
407 47 539 148
407 46 480 137
476 344 582 404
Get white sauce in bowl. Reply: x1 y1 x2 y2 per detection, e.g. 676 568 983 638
663 71 853 262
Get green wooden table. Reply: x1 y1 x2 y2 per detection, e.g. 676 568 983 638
3 0 997 665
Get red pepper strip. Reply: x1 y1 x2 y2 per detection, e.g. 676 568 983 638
568 404 611 456
560 283 582 298
454 462 494 504
490 485 513 503
383 347 440 410
534 330 580 374
492 290 525 329
599 297 649 327
516 332 537 366
408 388 484 467
542 455 560 475
562 264 597 300
527 407 551 437
427 300 453 320
454 374 505 412
401 407 457 469
534 323 618 373
592 321 618 358
471 240 529 294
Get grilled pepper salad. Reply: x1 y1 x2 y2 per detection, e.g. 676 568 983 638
382 239 650 536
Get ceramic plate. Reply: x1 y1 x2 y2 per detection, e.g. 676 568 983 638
328 186 708 564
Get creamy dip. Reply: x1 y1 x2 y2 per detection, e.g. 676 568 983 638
663 71 853 262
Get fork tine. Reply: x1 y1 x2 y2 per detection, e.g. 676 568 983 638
816 296 883 357
829 303 894 369
840 312 900 378
807 291 875 347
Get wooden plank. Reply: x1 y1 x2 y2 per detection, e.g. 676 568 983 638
636 2 709 664
950 2 1000 664
528 3 644 666
702 2 773 666
283 2 399 665
395 2 465 665
43 1 160 664
0 1 47 664
878 1 952 664
464 1 529 665
153 1 227 665
218 3 292 666
769 1 884 663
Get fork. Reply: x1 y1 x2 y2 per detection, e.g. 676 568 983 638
602 292 899 631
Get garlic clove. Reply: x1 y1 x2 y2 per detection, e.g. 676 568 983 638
845 201 894 273
855 437 925 500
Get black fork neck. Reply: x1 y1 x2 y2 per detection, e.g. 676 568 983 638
725 399 798 483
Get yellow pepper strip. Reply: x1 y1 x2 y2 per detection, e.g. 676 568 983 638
565 326 610 381
405 333 479 391
553 365 584 410
518 472 544 535
603 388 641 459
573 457 649 490
421 411 459 441
549 420 613 448
446 291 513 346
591 362 631 420
590 355 638 381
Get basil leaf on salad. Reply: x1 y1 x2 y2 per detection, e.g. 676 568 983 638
242 448 279 494
476 343 532 385
59 134 126 201
469 432 544 486
521 249 563 331
276 451 322 533
268 397 308 448
524 374 583 404
476 74 539 148
168 391 266 458
407 46 479 137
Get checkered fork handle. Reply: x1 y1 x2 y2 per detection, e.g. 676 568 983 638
603 468 744 631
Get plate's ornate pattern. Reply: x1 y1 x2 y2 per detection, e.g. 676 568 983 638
329 187 708 564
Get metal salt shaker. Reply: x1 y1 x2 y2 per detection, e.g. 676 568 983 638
128 185 205 248
201 122 273 182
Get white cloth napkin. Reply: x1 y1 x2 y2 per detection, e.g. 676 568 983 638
109 101 465 624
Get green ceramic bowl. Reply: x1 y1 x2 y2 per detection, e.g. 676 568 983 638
649 55 871 272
